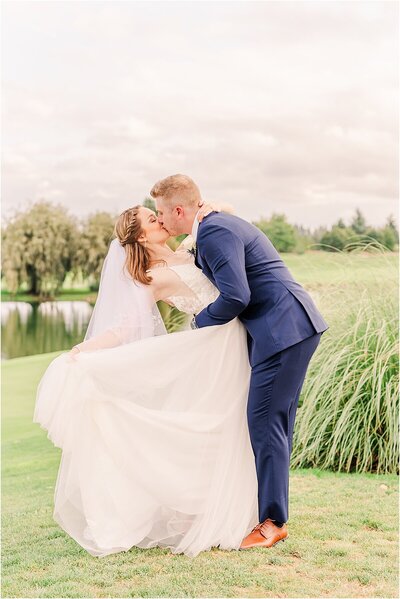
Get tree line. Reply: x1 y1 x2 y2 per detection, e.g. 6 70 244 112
253 209 398 254
1 200 398 298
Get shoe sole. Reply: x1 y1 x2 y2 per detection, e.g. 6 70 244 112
239 536 288 550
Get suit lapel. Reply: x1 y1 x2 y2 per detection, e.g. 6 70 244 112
194 247 203 269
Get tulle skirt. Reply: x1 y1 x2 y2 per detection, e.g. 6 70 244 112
34 319 259 557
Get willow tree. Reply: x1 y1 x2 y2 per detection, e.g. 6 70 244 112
75 211 116 289
1 201 79 297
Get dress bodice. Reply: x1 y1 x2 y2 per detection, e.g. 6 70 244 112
165 262 219 315
147 236 218 315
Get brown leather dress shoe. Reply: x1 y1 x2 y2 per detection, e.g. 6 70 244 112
239 518 288 550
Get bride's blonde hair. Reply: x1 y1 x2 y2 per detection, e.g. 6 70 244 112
114 206 152 285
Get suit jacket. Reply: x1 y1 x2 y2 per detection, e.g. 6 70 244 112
194 212 329 366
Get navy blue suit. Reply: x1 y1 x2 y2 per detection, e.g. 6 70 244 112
194 212 328 523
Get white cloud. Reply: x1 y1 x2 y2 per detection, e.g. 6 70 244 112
1 0 398 229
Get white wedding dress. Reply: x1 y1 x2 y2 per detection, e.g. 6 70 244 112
34 257 259 558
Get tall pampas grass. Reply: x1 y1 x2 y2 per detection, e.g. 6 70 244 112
291 246 399 474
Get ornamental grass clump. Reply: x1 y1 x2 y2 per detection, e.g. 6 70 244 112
291 251 398 474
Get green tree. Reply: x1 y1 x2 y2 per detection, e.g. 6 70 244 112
351 208 367 235
319 225 355 251
336 218 346 229
253 213 297 252
386 214 399 237
293 225 314 254
76 212 116 289
1 201 79 297
381 215 399 250
380 226 398 251
312 226 328 244
349 224 396 251
143 197 156 212
361 228 384 248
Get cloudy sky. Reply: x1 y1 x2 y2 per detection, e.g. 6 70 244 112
2 0 398 229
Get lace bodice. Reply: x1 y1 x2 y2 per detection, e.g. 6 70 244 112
165 262 219 315
147 236 219 315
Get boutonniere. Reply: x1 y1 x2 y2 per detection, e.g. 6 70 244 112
187 242 197 258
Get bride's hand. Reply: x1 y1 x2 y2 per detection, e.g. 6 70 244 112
197 203 220 223
66 345 81 363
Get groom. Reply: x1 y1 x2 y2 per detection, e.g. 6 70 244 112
151 174 329 549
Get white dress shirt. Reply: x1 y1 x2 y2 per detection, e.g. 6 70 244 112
191 209 202 329
191 209 201 241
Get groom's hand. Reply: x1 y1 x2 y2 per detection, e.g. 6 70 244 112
197 203 220 223
190 316 198 330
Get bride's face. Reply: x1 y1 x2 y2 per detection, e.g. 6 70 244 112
138 207 170 244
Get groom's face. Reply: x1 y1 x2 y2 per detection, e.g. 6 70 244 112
155 197 183 236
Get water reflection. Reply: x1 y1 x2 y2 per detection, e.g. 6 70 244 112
38 301 93 333
1 300 188 359
1 301 93 359
1 302 33 325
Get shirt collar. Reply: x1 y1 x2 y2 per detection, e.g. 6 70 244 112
191 210 201 241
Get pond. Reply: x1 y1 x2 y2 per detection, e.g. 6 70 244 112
1 301 93 359
1 301 188 359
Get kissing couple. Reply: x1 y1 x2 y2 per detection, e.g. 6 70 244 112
34 174 329 558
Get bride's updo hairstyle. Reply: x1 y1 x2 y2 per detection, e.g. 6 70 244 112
114 205 152 285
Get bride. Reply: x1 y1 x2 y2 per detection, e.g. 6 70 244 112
34 204 259 558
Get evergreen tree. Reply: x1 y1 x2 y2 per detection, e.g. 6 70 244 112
319 225 354 251
351 209 367 234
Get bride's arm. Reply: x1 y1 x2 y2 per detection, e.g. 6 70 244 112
149 268 181 303
69 276 165 357
69 330 122 358
69 272 179 359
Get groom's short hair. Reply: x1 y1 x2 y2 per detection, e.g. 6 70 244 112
150 174 202 207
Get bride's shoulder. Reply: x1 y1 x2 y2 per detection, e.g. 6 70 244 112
146 264 181 303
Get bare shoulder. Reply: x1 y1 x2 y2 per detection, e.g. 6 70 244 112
147 266 178 302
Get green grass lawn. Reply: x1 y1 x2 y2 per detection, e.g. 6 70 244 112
282 250 398 289
1 289 97 304
2 353 398 598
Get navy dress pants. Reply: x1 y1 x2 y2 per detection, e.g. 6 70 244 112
247 333 322 524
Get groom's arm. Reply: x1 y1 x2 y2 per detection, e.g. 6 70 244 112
195 225 251 327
